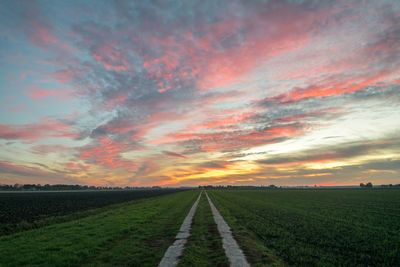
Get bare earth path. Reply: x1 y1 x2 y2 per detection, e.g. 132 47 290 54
205 191 250 267
158 191 202 267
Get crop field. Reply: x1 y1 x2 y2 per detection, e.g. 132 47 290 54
0 188 184 235
0 190 198 266
1 188 399 266
208 189 400 266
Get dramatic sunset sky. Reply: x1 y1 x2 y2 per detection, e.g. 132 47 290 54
0 0 399 187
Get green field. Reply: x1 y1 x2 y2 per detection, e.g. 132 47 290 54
1 188 399 266
208 189 400 266
0 189 184 235
0 190 197 266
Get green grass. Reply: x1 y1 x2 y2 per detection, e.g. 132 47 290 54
209 189 400 266
0 190 198 266
179 192 229 267
0 189 184 235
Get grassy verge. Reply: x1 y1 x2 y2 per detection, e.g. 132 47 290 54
179 192 229 267
0 190 198 266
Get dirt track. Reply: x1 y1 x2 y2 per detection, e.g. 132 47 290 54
158 191 202 267
205 191 250 267
159 190 249 267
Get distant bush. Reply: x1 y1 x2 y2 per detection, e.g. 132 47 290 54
360 182 373 188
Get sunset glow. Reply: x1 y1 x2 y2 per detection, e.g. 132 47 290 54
0 0 399 186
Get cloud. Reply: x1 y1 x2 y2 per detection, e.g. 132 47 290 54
91 45 129 71
262 71 397 104
79 137 138 171
257 138 400 166
0 160 83 185
25 17 58 48
0 119 78 140
51 69 80 84
162 151 189 159
0 161 48 177
31 144 68 155
27 85 71 100
197 161 232 170
153 123 305 153
66 162 91 171
16 1 75 55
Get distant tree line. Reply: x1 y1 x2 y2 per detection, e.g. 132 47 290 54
199 184 400 189
359 182 400 188
2 183 398 191
199 185 279 189
0 184 164 191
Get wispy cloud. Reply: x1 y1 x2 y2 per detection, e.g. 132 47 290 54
0 119 77 140
163 151 189 159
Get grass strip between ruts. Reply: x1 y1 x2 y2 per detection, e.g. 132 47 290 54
179 192 229 267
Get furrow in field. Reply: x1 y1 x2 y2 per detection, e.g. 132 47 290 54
205 191 250 267
158 191 202 267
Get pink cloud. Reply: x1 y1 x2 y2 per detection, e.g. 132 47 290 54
139 3 342 93
27 85 71 100
52 69 80 84
66 162 91 171
103 94 127 110
23 13 76 54
79 137 137 171
28 19 58 47
0 161 49 176
264 70 395 103
92 45 128 71
147 108 257 145
150 123 304 152
158 85 172 93
0 119 77 140
191 112 255 131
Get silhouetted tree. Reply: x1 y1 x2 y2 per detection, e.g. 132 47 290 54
360 182 373 188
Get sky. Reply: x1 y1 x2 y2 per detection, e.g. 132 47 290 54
0 0 399 187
